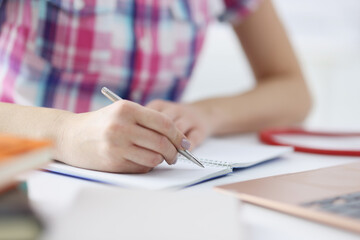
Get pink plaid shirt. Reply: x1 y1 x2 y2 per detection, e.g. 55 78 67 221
0 0 260 113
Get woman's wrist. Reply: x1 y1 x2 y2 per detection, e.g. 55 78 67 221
50 110 76 161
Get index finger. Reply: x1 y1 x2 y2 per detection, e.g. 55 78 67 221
134 106 191 151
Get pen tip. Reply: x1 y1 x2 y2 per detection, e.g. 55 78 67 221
193 159 205 168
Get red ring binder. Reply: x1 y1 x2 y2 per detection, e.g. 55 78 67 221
259 128 360 156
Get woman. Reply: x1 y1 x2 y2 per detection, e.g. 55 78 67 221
0 0 311 173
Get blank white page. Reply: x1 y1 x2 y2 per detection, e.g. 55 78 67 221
193 137 293 167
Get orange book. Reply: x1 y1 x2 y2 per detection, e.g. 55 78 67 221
0 134 53 191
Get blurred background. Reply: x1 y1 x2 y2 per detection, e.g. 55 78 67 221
182 0 360 130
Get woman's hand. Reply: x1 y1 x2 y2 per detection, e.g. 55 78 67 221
56 100 190 173
146 100 214 150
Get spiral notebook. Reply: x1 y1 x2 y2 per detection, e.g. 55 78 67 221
45 137 292 190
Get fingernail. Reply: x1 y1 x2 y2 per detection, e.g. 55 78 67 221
181 138 191 150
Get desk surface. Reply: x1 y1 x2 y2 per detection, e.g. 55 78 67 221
26 133 360 240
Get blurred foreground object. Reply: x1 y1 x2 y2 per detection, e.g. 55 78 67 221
0 133 52 190
0 133 52 239
0 184 42 240
43 186 242 240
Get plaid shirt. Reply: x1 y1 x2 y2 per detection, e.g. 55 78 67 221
0 0 260 113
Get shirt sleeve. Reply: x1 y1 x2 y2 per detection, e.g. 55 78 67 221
219 0 263 24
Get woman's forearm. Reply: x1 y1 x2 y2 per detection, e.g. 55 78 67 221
193 0 312 136
0 101 189 173
190 74 312 136
0 103 73 158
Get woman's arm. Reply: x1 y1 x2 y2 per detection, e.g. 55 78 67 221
195 0 311 134
147 0 311 147
0 102 188 172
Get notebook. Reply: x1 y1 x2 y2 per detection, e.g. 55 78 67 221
45 137 292 190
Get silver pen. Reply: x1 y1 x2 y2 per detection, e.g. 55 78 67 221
101 87 205 168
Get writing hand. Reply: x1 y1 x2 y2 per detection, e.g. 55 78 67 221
58 101 190 173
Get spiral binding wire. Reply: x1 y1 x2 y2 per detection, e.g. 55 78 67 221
178 155 232 168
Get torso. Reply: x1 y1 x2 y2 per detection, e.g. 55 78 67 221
0 0 257 112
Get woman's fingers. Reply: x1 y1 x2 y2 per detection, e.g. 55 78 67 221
133 105 191 151
147 100 193 134
186 129 204 150
104 156 153 173
108 101 183 166
146 100 210 151
175 118 194 135
122 145 167 168
129 125 178 165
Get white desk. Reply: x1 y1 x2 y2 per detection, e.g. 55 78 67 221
26 133 360 240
